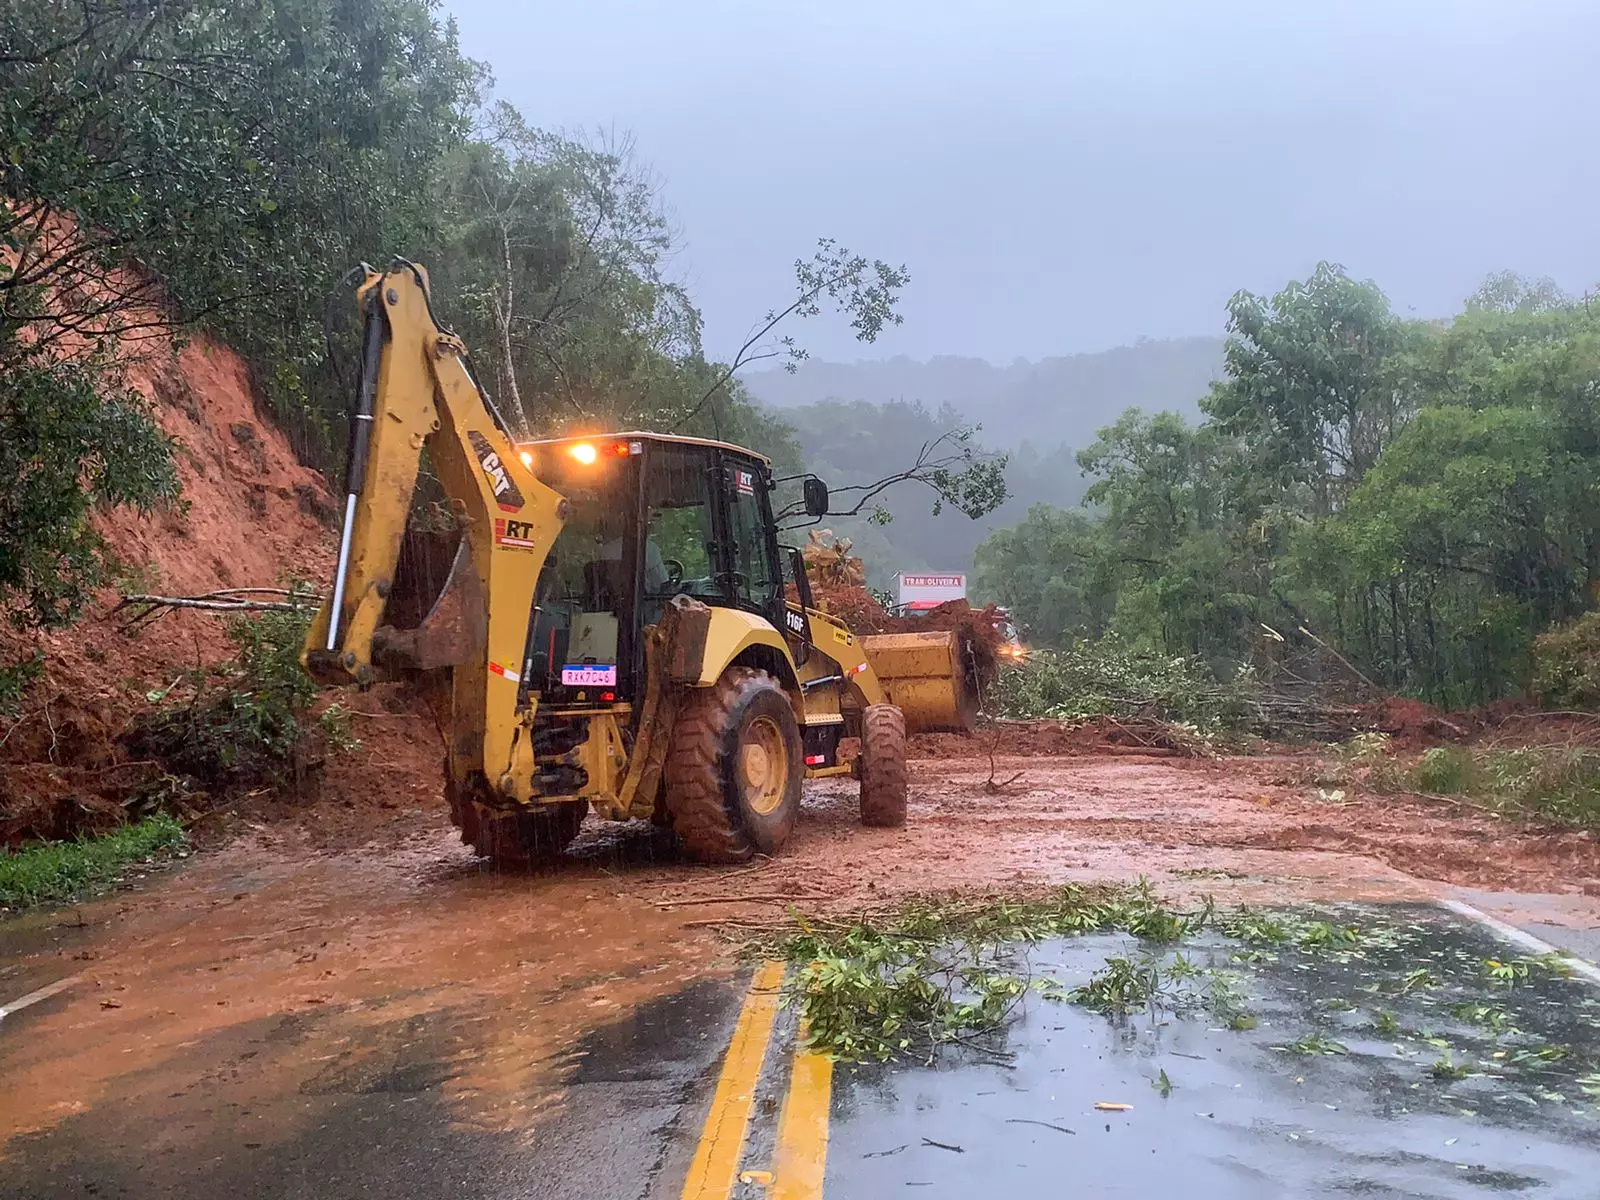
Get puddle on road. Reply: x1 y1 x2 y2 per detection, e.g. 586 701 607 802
827 905 1600 1199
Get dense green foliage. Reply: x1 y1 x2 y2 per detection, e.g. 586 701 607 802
988 638 1246 728
2 0 1003 644
976 266 1600 706
1531 612 1600 710
0 814 186 908
0 344 180 627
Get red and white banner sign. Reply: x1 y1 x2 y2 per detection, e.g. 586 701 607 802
897 572 966 610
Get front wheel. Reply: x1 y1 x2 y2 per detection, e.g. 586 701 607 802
859 703 908 827
664 668 803 863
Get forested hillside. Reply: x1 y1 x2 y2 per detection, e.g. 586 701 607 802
744 339 1223 585
973 265 1600 707
0 0 997 834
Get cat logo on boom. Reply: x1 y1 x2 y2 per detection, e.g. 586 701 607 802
468 430 525 512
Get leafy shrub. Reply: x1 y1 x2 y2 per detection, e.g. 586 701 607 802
0 814 186 908
1532 612 1600 710
0 348 180 628
989 634 1246 727
1412 746 1477 795
128 597 353 790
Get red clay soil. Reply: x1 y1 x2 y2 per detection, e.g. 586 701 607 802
1355 695 1472 746
785 749 1600 903
0 332 445 845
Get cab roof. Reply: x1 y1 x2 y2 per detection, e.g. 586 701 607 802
519 430 771 467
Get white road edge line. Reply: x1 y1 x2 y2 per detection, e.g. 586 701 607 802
0 973 81 1023
1440 899 1600 988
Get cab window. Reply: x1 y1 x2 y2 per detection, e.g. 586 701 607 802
722 458 780 617
642 444 719 613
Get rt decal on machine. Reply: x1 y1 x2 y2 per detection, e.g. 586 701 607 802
468 430 525 513
494 518 538 550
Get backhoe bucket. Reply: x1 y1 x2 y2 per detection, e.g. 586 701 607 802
859 630 981 733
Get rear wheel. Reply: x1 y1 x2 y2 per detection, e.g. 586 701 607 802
859 703 908 827
664 668 802 863
447 770 588 865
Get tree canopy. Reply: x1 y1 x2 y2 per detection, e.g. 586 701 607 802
0 0 1000 635
975 265 1600 706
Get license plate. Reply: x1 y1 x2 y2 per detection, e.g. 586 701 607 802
561 664 617 687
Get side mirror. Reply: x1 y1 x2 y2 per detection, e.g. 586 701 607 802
803 476 830 518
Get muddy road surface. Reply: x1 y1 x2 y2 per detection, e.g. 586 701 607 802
4 749 1600 1197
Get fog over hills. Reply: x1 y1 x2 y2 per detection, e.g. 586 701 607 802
744 338 1226 587
745 336 1224 448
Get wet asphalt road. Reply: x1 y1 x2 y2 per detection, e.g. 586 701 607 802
4 903 1600 1199
0 975 745 1199
825 907 1600 1198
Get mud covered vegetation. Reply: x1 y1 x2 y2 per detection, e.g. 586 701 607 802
128 603 355 799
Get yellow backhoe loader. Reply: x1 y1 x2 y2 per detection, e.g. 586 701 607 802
302 260 983 864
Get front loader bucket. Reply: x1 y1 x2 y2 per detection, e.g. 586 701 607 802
859 630 981 733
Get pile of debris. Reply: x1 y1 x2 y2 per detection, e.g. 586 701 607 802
801 531 1007 695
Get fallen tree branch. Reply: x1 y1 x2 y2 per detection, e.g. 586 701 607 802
116 593 319 614
655 891 826 909
112 590 323 631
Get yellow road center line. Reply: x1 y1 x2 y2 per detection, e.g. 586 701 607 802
681 959 787 1200
771 1021 833 1200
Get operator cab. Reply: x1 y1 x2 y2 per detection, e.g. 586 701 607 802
520 433 796 710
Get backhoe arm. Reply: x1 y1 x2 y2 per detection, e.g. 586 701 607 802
302 261 567 798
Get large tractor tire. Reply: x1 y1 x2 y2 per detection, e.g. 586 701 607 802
858 703 908 828
664 667 803 864
447 769 587 865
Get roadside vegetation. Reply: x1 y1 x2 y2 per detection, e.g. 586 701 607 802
734 885 1597 1111
1330 736 1600 833
0 815 186 909
129 599 356 796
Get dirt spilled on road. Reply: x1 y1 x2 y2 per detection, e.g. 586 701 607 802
0 822 761 1150
775 751 1600 906
6 742 1600 1159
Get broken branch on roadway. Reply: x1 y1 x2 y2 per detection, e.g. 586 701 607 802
654 890 830 909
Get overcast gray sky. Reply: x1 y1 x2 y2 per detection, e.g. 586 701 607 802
445 0 1600 365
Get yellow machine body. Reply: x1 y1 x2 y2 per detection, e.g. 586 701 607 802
858 631 979 733
301 260 980 851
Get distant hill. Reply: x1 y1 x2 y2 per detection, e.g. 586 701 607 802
745 336 1225 449
747 337 1227 588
